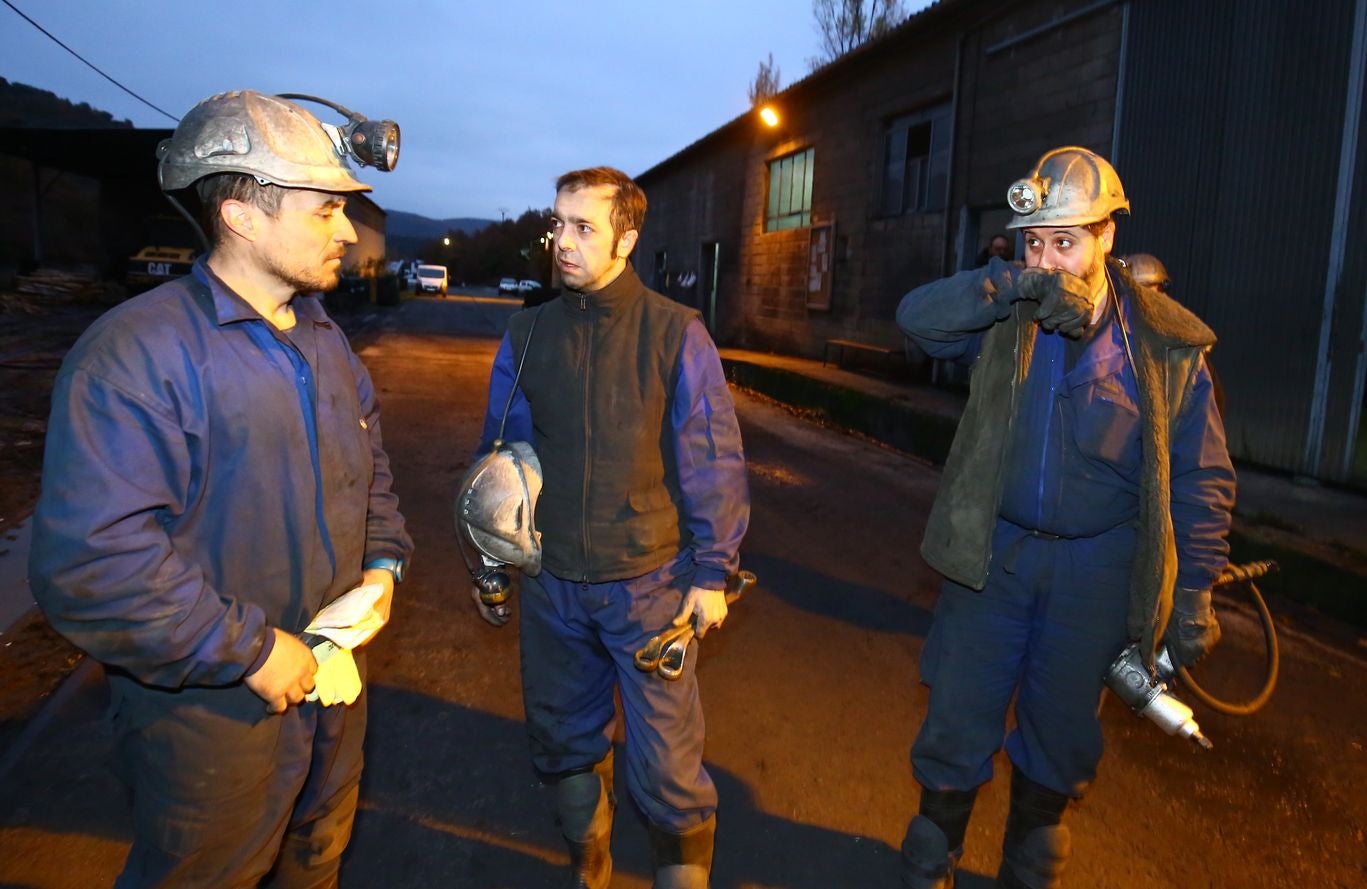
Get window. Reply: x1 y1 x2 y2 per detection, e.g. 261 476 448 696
766 147 814 231
880 103 951 216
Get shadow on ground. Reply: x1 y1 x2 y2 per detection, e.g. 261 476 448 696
0 677 901 889
351 684 901 888
740 551 933 639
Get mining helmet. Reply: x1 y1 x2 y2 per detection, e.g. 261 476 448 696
1006 146 1130 230
1123 253 1171 292
455 441 543 575
156 90 399 193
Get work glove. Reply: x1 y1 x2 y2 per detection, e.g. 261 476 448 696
299 581 386 708
1164 587 1222 669
1015 269 1097 338
305 640 363 707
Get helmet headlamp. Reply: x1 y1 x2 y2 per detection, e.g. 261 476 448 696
276 92 400 172
1007 178 1045 215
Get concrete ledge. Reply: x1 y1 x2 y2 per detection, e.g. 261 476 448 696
723 358 961 465
723 355 1367 631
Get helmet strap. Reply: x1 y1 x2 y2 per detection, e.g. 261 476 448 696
496 305 543 445
162 190 211 254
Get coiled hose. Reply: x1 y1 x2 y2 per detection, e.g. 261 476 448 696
1175 560 1280 715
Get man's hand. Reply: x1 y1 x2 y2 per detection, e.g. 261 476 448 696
362 566 396 626
1015 268 1097 337
1165 587 1222 668
671 586 728 639
1014 267 1058 303
244 629 318 715
470 584 512 627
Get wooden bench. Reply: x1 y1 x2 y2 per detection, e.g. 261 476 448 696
823 338 902 375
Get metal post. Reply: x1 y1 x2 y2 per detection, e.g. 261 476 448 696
1304 0 1367 478
1110 1 1131 165
30 162 44 266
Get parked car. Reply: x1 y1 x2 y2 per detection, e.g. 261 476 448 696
517 279 542 293
498 277 519 294
416 264 448 296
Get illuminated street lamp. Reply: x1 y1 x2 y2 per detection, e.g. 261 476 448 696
759 105 780 128
443 236 451 246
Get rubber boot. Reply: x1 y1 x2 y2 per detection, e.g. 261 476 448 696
996 826 1071 889
996 769 1071 889
901 787 976 889
647 815 716 889
901 816 962 889
555 755 615 889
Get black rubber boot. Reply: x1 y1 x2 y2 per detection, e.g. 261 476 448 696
901 786 977 889
647 815 716 889
996 769 1071 889
555 755 615 889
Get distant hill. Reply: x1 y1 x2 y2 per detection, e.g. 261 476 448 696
386 210 494 239
384 211 495 260
0 77 134 128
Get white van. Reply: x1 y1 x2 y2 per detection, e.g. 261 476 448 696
416 264 448 296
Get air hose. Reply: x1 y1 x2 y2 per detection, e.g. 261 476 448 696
1175 560 1280 716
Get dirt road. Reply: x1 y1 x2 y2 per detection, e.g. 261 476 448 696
1 293 1363 888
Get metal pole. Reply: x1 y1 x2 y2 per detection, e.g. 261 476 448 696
30 162 44 266
1110 1 1131 166
1304 0 1367 478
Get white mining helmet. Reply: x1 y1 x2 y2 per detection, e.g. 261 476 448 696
456 440 544 579
1006 146 1130 230
156 90 399 194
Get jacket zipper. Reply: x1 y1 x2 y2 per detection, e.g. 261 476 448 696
1035 346 1056 529
580 303 593 580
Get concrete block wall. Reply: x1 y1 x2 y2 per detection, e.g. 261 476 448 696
636 127 751 343
639 0 1124 360
956 3 1125 210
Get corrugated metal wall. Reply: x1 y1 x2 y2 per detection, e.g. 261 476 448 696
1116 0 1359 476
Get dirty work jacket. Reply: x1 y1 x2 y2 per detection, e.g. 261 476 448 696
897 256 1235 662
479 265 748 589
30 261 412 719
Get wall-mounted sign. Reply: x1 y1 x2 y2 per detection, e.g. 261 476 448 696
806 221 835 311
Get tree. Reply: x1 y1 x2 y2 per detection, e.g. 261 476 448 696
420 207 554 287
810 0 906 69
747 52 782 106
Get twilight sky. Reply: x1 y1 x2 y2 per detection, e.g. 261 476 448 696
2 1 931 220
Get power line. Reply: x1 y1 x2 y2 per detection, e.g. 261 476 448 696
1 0 180 123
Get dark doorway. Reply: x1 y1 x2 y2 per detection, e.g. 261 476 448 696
700 241 720 335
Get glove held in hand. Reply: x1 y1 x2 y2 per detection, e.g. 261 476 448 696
1165 586 1221 668
1012 269 1097 337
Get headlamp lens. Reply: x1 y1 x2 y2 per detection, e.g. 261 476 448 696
351 119 400 171
1007 180 1039 215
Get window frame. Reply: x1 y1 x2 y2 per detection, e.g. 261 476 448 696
765 146 815 232
879 102 952 217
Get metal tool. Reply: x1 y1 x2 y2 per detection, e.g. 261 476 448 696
1105 641 1213 749
1103 559 1282 750
634 570 755 680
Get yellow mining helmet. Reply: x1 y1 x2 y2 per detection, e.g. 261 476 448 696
1006 146 1129 230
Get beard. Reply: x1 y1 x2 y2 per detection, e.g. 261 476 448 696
1082 244 1109 294
263 247 343 294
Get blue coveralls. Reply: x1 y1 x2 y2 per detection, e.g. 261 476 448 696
480 316 749 832
30 262 412 887
909 291 1231 798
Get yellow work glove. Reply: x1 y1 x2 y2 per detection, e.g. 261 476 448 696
305 640 362 707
